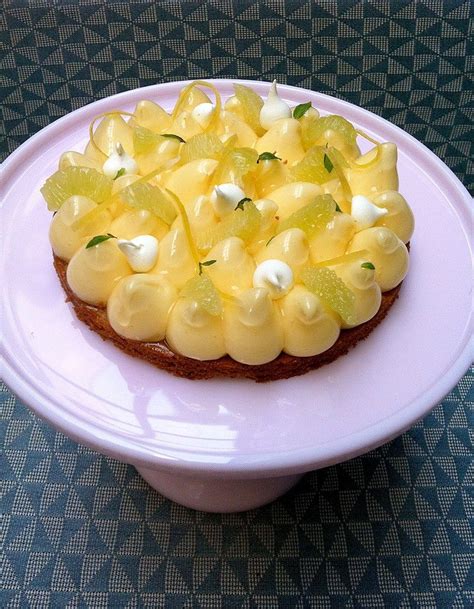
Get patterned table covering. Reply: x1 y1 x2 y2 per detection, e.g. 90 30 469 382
2 1 473 607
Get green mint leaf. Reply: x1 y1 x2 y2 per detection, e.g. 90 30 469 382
114 167 126 180
361 261 375 270
323 153 334 173
293 102 312 119
85 233 116 249
161 133 186 143
198 259 217 275
257 151 281 163
335 202 342 212
235 197 252 211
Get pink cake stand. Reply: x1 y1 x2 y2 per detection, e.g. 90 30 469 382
2 80 472 512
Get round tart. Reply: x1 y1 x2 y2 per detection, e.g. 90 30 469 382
42 80 414 381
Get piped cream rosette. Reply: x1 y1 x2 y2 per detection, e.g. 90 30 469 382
44 80 413 365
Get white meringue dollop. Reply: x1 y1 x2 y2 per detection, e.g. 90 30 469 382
210 183 246 218
191 102 215 128
259 80 292 130
102 142 138 178
117 235 159 272
253 259 294 299
351 194 388 231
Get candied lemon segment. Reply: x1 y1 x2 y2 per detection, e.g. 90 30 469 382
212 146 258 185
233 84 265 136
277 194 336 237
198 200 261 251
41 167 113 211
302 115 357 150
291 146 336 185
133 125 165 155
179 133 224 165
59 151 103 171
181 273 222 316
301 266 355 324
121 182 177 225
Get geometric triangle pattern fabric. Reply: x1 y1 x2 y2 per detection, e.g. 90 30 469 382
2 372 473 606
1 1 473 606
3 0 473 193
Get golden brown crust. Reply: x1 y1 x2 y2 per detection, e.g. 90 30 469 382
54 254 402 382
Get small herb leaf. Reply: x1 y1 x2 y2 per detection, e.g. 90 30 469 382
361 261 375 270
293 102 312 119
257 151 281 163
114 167 126 180
161 133 186 143
198 259 217 274
235 197 252 211
86 233 116 249
323 153 334 173
335 202 342 212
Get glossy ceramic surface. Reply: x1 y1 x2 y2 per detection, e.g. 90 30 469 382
2 81 473 499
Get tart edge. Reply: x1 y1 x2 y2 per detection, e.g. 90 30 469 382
53 253 402 382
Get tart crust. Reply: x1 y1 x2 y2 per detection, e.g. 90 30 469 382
54 254 402 382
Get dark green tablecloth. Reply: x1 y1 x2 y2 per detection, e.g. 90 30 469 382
2 1 473 607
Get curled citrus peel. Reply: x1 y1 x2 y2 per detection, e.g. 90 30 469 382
356 129 380 147
350 145 382 171
165 189 200 267
171 80 222 132
88 110 136 156
325 149 353 201
315 250 371 268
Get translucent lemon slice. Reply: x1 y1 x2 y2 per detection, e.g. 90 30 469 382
41 167 113 211
302 115 357 150
121 182 177 225
58 151 103 172
301 266 355 324
212 146 258 185
277 194 336 237
179 133 224 165
233 84 265 136
133 125 165 155
291 146 336 184
197 200 261 251
181 273 222 316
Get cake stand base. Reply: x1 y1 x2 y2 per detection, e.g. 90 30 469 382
136 466 304 512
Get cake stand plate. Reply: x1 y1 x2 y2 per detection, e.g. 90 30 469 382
2 80 472 512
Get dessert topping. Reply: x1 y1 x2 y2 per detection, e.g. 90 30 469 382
211 183 246 217
117 235 159 272
198 259 216 274
293 102 312 119
253 259 294 299
161 133 186 143
257 151 281 163
86 233 116 249
259 80 292 130
323 153 334 173
102 142 138 178
351 194 388 230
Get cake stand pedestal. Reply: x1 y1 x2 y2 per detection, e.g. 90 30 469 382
136 466 303 512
